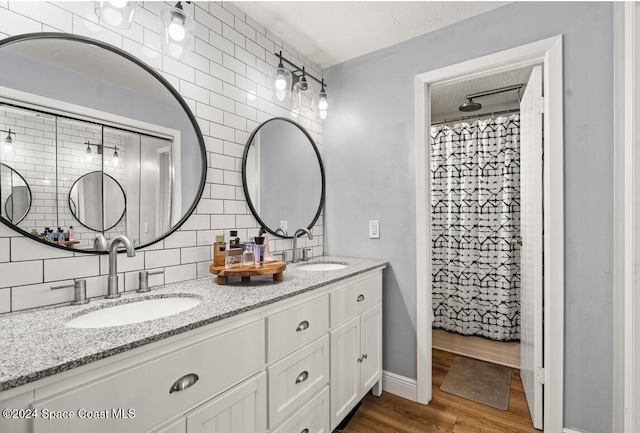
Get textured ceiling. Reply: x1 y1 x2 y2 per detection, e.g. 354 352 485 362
431 66 534 119
231 1 508 68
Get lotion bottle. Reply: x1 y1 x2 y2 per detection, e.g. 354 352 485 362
258 228 274 263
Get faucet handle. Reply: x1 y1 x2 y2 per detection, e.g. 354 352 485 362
272 251 288 263
51 280 89 305
137 269 164 293
301 248 312 261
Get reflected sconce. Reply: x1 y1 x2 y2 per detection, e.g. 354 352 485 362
160 1 195 59
113 147 120 166
94 1 137 29
1 129 14 153
271 51 329 119
84 141 94 162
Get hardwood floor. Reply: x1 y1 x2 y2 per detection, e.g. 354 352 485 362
342 349 538 433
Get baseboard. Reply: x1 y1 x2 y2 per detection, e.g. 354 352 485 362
382 370 417 402
563 428 591 433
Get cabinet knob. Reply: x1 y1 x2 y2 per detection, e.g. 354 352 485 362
169 373 199 393
357 294 365 302
362 353 368 359
296 320 310 332
295 370 309 384
357 356 363 363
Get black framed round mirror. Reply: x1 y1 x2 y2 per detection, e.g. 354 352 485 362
0 163 32 225
69 172 126 232
0 33 206 252
242 118 325 238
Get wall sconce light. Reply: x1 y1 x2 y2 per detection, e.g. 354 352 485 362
271 51 329 119
160 1 195 59
94 1 137 29
113 147 120 166
85 141 93 162
1 129 15 153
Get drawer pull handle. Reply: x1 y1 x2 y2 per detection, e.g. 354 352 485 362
170 373 199 393
357 294 365 302
357 356 363 363
295 370 309 384
296 320 310 332
301 429 309 433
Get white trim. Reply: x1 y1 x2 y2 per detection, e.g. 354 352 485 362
415 35 564 433
381 370 417 402
562 429 591 433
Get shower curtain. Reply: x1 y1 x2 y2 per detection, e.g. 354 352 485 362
430 114 521 342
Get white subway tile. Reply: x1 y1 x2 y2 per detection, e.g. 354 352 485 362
180 214 210 231
179 80 209 104
195 6 222 35
12 281 71 311
44 256 99 282
84 274 111 298
164 231 197 249
0 238 8 263
196 70 223 93
235 129 250 145
209 3 235 27
234 46 257 69
123 269 163 292
222 82 249 103
11 237 74 261
181 246 210 264
197 198 224 214
210 92 235 112
222 23 244 48
245 15 266 36
211 61 235 85
196 261 213 278
11 2 72 32
196 230 216 246
209 122 235 141
222 2 245 20
195 38 222 64
197 102 224 123
122 38 162 70
210 215 236 230
223 112 246 131
206 167 224 184
165 263 196 284
236 214 259 229
71 15 123 49
224 200 247 214
145 249 181 268
245 39 266 62
223 170 243 187
223 141 245 158
163 56 195 82
0 7 42 35
0 288 8 313
209 31 234 56
182 51 209 74
98 252 144 275
223 53 246 76
205 137 224 154
234 16 256 41
0 260 43 288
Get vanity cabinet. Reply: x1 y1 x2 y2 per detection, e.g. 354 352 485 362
0 266 384 433
329 274 383 430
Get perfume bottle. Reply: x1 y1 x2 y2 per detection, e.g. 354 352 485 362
242 242 255 268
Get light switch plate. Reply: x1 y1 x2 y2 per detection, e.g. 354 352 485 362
280 220 288 233
369 220 380 239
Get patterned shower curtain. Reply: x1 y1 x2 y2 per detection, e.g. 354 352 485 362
430 114 521 342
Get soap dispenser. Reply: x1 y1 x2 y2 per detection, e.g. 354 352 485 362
258 228 273 263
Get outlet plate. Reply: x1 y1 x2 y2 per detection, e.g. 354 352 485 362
279 220 288 234
369 220 380 239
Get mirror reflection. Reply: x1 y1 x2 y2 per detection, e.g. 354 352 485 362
0 33 206 251
69 172 126 232
243 118 324 237
0 163 31 224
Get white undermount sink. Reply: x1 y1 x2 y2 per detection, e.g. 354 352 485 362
298 262 348 272
65 297 201 329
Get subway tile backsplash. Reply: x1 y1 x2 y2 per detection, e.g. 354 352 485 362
0 1 324 312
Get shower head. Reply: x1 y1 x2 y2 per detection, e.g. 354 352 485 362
459 98 482 112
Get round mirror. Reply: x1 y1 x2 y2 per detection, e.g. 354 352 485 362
0 33 206 251
69 172 126 232
242 118 324 237
0 163 31 224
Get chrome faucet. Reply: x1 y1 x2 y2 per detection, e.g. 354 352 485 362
292 228 313 263
275 227 288 237
106 235 136 299
93 233 108 251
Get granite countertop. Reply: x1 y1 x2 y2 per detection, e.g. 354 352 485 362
0 256 386 393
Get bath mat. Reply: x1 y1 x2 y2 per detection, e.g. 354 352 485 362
440 355 512 410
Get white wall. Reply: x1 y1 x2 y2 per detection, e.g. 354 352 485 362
0 1 324 312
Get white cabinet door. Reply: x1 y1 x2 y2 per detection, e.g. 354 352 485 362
329 316 360 430
359 304 382 396
186 372 267 433
147 417 186 433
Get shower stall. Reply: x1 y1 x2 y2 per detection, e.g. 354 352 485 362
430 113 522 342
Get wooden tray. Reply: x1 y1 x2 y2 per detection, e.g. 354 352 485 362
209 261 286 285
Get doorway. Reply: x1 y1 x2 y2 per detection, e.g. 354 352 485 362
414 36 564 433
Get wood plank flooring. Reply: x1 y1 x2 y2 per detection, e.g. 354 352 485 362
342 349 538 433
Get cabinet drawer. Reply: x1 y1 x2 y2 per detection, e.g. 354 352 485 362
267 295 328 362
272 386 329 433
33 319 265 433
330 274 382 327
268 335 329 429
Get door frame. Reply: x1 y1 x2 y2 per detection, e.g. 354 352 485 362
414 35 564 432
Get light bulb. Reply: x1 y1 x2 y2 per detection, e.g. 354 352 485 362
275 70 287 90
318 97 328 111
275 89 286 102
3 142 12 153
168 22 186 41
85 144 93 162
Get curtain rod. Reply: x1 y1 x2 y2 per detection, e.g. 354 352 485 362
430 108 520 126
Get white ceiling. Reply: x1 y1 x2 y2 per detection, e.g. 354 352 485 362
231 1 508 68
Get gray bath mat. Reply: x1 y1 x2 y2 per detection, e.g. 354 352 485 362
440 355 512 410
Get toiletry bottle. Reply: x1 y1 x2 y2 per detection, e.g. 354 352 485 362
214 235 226 267
259 228 274 263
43 227 49 239
253 236 265 267
58 227 64 242
242 242 255 268
229 230 239 247
47 229 54 242
68 226 74 241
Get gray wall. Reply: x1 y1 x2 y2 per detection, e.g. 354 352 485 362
324 2 613 432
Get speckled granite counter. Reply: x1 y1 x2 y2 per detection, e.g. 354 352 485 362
0 256 386 393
